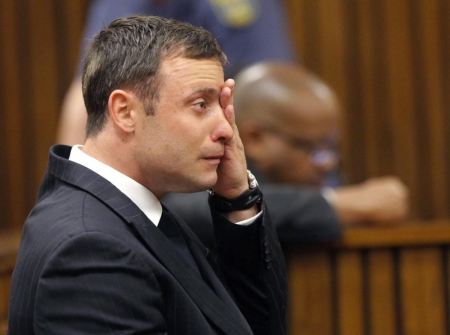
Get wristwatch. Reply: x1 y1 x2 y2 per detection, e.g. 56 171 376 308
207 170 262 213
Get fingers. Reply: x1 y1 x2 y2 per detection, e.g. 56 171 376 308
220 79 235 110
364 177 409 221
220 79 236 128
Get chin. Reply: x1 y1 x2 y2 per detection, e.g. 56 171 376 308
181 173 217 193
201 171 218 187
199 179 217 192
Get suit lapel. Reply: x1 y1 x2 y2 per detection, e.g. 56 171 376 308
130 218 253 335
175 215 249 316
47 145 253 335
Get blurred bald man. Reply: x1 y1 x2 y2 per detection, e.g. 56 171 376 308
233 62 409 224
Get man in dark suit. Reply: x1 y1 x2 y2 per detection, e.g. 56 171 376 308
8 16 286 335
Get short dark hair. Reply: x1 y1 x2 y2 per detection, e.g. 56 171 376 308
82 15 227 138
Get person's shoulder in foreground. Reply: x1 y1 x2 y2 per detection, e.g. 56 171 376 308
9 15 287 335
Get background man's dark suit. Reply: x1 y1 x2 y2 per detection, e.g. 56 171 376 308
8 146 287 334
163 186 341 251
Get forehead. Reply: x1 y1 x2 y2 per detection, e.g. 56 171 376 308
159 56 224 93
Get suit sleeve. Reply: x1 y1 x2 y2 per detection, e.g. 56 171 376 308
211 201 288 335
34 232 167 334
261 184 342 244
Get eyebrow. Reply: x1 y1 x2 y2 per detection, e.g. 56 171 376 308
187 88 220 99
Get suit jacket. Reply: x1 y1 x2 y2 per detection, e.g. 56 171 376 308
162 185 341 251
8 145 287 335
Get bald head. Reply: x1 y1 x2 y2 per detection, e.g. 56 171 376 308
234 62 339 128
234 62 340 187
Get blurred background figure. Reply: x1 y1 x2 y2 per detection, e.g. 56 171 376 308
57 0 295 145
234 62 409 225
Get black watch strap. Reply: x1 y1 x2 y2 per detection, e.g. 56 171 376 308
207 170 262 213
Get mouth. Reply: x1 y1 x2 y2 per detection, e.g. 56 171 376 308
203 154 223 165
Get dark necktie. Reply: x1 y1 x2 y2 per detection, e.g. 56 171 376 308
158 210 202 278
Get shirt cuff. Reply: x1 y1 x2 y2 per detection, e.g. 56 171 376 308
234 210 263 226
321 187 337 204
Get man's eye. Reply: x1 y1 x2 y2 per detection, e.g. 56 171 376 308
195 101 207 109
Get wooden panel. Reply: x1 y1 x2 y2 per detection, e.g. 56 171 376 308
356 0 381 178
384 0 420 218
336 219 450 248
352 0 397 180
399 247 447 334
367 250 397 335
288 249 333 335
0 276 11 326
290 0 322 73
0 0 27 229
316 0 348 100
26 0 60 191
411 0 449 218
54 0 90 100
284 0 305 63
336 251 364 334
336 0 367 182
439 0 450 210
0 0 89 230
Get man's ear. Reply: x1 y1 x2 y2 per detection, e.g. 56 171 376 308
108 89 138 133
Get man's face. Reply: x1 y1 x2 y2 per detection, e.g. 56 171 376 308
254 93 339 188
133 57 233 198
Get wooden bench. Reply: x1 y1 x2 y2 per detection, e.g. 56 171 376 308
287 219 450 335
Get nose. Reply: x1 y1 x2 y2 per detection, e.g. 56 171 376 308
210 106 233 142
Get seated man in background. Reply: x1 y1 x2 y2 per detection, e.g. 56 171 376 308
233 62 409 224
162 62 409 247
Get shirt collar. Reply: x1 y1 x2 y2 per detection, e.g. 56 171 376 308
69 145 162 226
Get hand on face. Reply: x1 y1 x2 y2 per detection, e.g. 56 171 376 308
212 79 250 199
